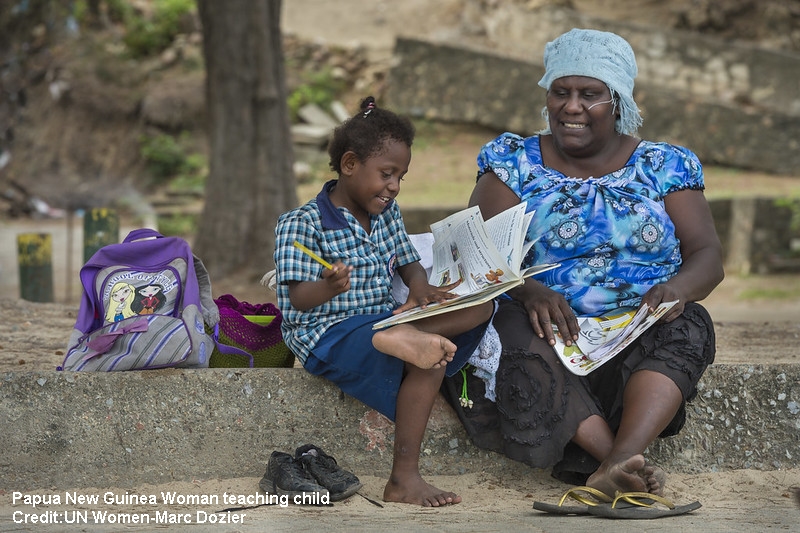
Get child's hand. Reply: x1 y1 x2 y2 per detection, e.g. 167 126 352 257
394 280 460 314
321 261 352 295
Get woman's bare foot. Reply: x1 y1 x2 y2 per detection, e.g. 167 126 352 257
587 454 648 496
373 324 456 369
383 474 462 507
643 463 667 496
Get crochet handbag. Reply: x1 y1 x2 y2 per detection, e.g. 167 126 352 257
208 294 295 368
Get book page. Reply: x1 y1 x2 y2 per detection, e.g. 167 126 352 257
374 204 558 330
427 206 518 296
374 262 560 330
483 203 529 276
373 277 521 329
575 308 641 360
554 300 679 375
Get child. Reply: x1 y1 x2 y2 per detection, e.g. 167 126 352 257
273 96 493 506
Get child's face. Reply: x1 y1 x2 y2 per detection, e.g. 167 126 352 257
338 139 411 218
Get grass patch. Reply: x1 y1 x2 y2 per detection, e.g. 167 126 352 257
157 213 198 238
738 280 800 301
703 166 800 200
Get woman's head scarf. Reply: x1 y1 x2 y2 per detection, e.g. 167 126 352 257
538 28 643 135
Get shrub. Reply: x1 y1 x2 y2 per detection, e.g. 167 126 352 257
287 69 344 121
140 133 188 182
122 0 196 58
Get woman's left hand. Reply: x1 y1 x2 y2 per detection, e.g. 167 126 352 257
641 283 685 322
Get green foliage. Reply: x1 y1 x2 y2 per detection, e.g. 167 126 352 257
122 0 196 58
139 132 205 186
167 153 207 194
140 133 186 181
739 286 800 301
73 0 134 26
287 69 344 121
105 0 136 24
157 213 198 237
774 197 800 232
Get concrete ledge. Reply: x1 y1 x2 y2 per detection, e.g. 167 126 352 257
1 364 798 490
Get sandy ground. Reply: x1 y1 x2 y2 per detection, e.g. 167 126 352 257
0 469 799 532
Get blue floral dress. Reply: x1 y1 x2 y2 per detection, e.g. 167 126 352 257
477 132 705 316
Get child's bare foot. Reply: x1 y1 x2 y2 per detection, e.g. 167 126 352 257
373 324 456 369
587 454 648 496
383 474 462 507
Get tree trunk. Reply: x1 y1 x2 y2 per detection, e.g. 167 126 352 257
194 0 297 281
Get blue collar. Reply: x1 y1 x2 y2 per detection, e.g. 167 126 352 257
316 179 396 230
316 180 349 230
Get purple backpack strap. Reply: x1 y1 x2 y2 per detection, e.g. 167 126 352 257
123 228 165 243
210 323 255 368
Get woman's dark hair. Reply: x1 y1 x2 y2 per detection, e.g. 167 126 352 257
327 96 415 173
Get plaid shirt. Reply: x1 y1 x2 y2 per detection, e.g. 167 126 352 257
274 180 421 364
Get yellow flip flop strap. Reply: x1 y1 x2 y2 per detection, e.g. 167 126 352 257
558 486 613 507
612 491 676 509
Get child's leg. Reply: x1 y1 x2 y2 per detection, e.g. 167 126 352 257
372 301 494 370
372 324 456 369
383 363 461 506
416 300 494 339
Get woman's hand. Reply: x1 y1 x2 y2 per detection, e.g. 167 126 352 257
641 283 685 322
513 279 580 346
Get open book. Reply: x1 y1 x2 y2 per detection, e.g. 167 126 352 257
554 300 679 375
374 203 558 329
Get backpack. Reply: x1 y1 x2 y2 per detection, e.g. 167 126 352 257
59 228 223 371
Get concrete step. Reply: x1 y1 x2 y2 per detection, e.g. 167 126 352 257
1 363 797 491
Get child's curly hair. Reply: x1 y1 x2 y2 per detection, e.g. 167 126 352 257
327 96 415 174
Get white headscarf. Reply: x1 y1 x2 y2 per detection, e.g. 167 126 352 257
538 28 643 135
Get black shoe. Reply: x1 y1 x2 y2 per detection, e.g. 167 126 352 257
295 444 363 501
259 451 330 503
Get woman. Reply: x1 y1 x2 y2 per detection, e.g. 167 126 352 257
464 28 724 497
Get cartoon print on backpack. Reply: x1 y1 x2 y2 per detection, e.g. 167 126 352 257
104 282 137 323
102 272 176 325
131 283 167 315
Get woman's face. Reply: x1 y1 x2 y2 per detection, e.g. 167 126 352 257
546 76 619 155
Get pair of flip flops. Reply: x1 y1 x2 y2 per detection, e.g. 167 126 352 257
532 486 701 519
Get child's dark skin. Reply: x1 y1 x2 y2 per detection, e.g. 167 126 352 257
288 138 493 506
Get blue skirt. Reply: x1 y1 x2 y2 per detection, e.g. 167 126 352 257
304 310 487 421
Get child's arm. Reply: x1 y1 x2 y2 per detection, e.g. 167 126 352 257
394 261 460 314
287 262 353 311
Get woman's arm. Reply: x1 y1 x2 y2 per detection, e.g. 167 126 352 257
468 171 521 219
469 172 580 346
643 188 725 321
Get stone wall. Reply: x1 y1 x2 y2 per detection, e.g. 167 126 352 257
460 4 800 116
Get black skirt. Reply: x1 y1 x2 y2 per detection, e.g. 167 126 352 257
442 299 716 484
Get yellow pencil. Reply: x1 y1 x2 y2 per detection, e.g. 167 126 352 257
293 241 333 270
